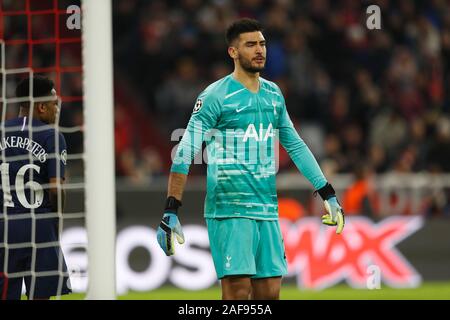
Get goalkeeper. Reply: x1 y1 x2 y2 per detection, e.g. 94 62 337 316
157 18 344 300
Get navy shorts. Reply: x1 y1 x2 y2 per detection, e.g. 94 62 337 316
0 216 72 300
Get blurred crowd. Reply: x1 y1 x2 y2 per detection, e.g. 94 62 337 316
2 0 450 216
111 0 450 217
113 0 450 181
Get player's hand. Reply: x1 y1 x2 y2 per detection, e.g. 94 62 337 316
157 212 185 256
322 196 345 234
156 196 184 256
315 183 345 234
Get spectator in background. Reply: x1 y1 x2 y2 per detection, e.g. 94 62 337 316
322 133 345 173
342 164 379 218
115 104 138 178
369 144 389 173
386 47 425 121
155 57 204 132
370 107 408 165
351 68 382 130
427 117 450 172
284 31 318 119
425 188 450 218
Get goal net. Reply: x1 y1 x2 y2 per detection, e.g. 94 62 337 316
0 0 115 299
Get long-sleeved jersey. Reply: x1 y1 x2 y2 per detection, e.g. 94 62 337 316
171 74 327 220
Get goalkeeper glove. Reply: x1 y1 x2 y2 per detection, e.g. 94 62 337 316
315 183 345 234
157 196 185 256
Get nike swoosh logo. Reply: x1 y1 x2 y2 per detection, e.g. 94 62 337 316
223 103 240 107
236 106 250 113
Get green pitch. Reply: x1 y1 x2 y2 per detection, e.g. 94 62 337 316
57 282 450 300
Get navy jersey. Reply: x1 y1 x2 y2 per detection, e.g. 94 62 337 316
0 117 67 214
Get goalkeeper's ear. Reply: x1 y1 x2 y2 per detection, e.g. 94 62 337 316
228 46 238 59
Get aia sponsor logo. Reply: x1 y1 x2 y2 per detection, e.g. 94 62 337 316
280 217 423 289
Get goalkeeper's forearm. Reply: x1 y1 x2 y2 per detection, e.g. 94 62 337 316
167 172 188 201
279 125 327 190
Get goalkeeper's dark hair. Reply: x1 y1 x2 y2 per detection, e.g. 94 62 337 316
226 18 263 45
16 76 54 107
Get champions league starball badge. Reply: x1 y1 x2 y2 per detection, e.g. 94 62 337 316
193 99 203 113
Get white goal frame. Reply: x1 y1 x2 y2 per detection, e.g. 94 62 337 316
82 0 116 300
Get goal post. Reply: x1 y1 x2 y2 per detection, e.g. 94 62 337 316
82 0 116 300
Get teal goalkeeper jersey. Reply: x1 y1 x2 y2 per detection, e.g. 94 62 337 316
171 74 327 220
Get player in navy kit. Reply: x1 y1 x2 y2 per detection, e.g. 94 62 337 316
0 76 71 300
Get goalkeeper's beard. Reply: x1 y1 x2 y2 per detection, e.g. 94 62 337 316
239 56 265 73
